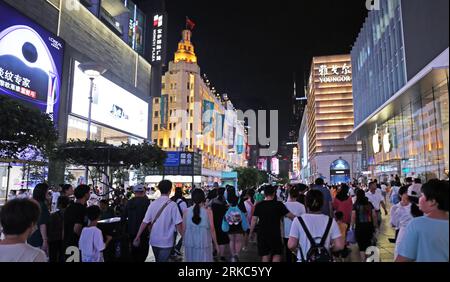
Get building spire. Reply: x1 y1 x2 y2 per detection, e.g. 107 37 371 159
174 27 197 63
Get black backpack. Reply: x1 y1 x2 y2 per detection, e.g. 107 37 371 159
297 216 333 262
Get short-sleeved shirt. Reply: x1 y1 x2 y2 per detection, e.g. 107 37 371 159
353 202 375 224
142 196 183 248
332 197 353 224
397 216 449 262
63 202 87 247
253 200 290 242
311 185 332 216
28 201 50 247
79 226 105 262
289 214 341 262
0 243 47 262
366 191 384 210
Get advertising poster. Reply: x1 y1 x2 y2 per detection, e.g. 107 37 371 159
202 99 214 134
71 60 148 139
0 1 64 123
214 112 225 141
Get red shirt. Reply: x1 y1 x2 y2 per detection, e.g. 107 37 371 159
333 197 353 224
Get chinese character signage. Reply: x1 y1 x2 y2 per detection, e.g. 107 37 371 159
151 13 167 65
180 152 193 166
317 63 352 83
0 1 64 122
292 147 299 173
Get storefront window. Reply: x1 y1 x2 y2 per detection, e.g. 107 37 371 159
67 115 143 145
432 81 449 179
364 75 449 181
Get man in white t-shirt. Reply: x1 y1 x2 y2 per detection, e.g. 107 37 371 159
134 180 183 262
288 190 343 262
0 199 47 262
366 182 388 227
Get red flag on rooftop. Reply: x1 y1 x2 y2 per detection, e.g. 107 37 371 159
186 17 195 30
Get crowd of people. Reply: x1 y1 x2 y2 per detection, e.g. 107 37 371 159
0 176 448 262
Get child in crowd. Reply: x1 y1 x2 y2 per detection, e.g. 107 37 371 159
78 206 112 262
333 211 350 262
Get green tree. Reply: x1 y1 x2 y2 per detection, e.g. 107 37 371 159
54 139 166 196
257 170 269 185
235 167 259 189
0 96 58 161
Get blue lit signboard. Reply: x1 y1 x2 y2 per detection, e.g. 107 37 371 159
0 1 64 123
164 152 180 167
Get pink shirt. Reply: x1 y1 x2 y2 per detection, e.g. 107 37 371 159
333 197 353 224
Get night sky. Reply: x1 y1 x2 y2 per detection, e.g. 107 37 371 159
137 0 368 142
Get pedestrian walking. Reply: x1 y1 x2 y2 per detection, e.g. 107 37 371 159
183 189 219 262
311 178 333 217
351 189 378 261
222 189 248 262
48 196 70 262
28 183 51 256
171 187 189 258
390 185 414 260
243 189 255 251
283 187 306 262
210 187 230 261
133 180 183 262
332 183 353 226
366 181 388 227
288 190 343 262
396 179 449 262
63 185 90 258
79 205 112 262
121 184 150 262
249 185 295 262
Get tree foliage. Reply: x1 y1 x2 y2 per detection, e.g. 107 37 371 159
235 167 260 189
54 139 167 196
258 170 269 185
53 139 167 169
0 95 58 161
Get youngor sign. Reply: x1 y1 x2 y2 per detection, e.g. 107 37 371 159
317 63 352 84
0 1 64 123
71 60 148 139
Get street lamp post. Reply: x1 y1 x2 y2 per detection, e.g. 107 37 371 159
78 62 107 185
86 77 95 141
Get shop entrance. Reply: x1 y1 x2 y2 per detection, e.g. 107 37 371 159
330 159 351 184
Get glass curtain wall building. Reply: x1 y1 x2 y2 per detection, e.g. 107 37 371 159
350 0 449 182
352 0 407 127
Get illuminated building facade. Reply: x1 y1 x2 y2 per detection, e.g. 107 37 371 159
0 0 154 201
151 29 248 185
305 54 360 184
349 0 449 181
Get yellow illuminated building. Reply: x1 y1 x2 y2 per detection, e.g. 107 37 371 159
151 29 248 184
305 54 359 183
